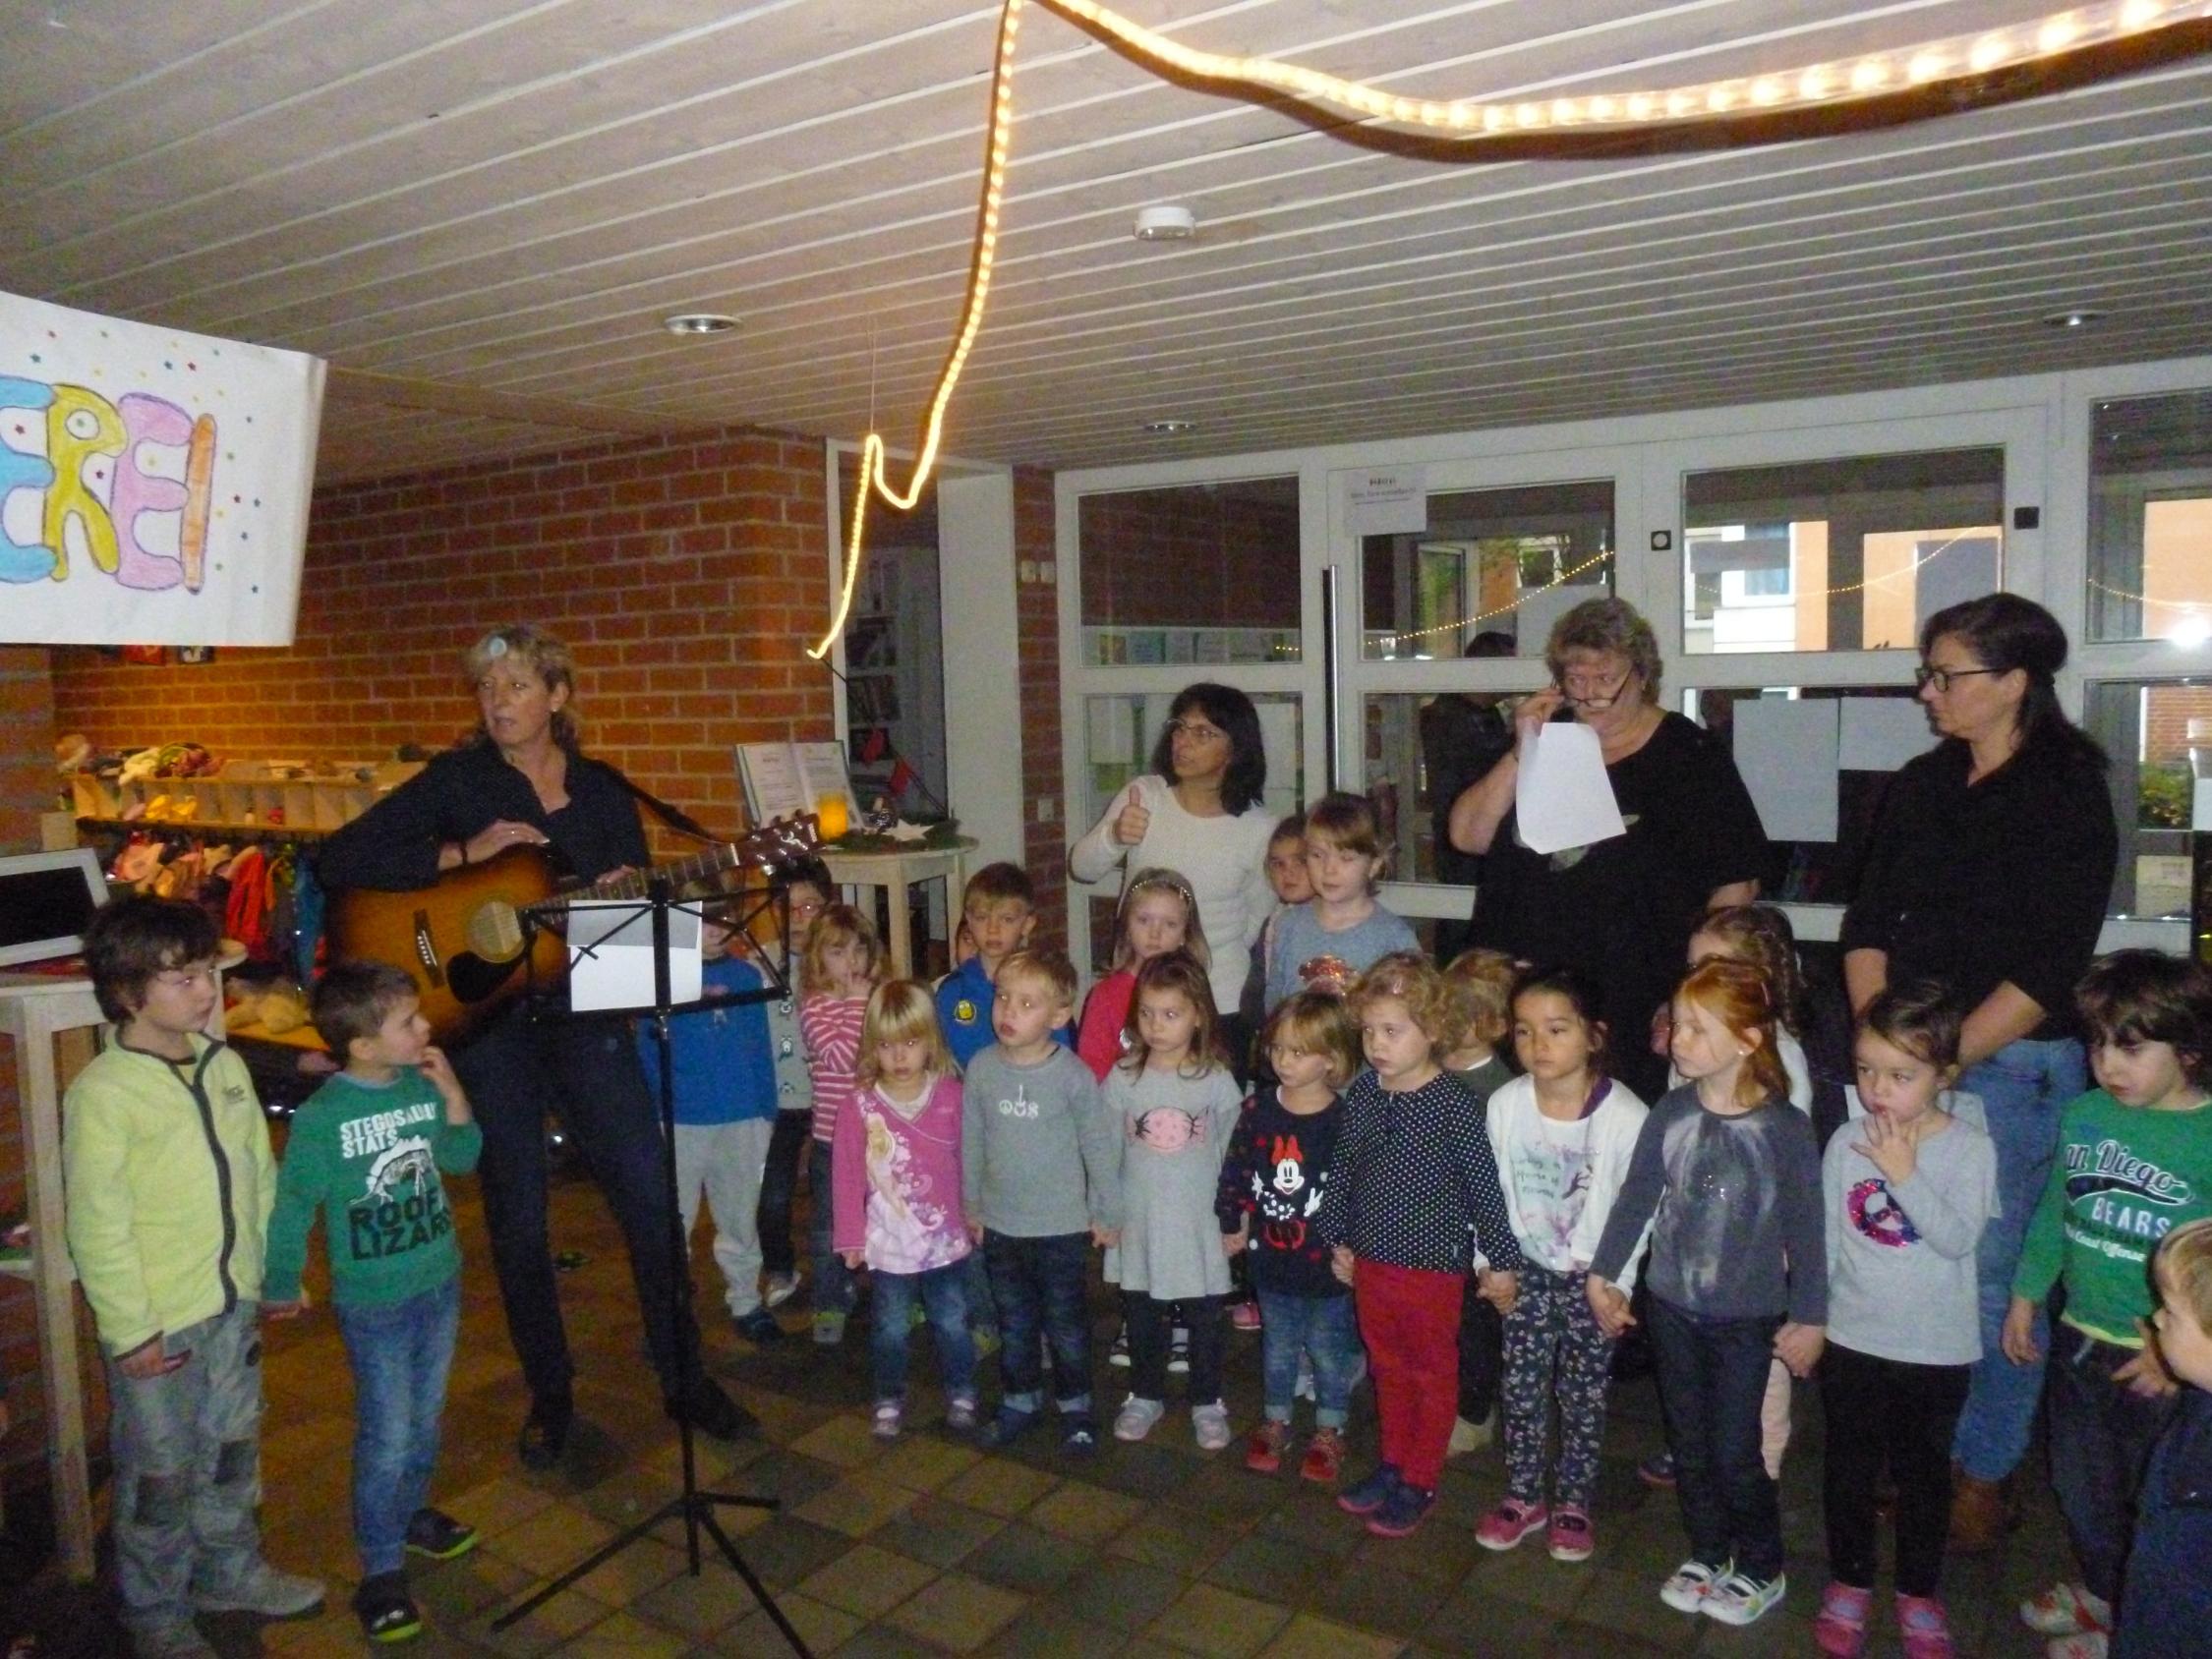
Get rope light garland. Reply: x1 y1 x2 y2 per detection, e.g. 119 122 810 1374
807 0 2212 659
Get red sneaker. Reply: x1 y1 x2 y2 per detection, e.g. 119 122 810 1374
1244 1420 1288 1474
1299 1427 1345 1485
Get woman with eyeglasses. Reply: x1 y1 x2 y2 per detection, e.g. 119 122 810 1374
1448 598 1767 1102
1072 682 1278 1070
1839 592 2117 1553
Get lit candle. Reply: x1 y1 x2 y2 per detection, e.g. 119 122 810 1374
816 793 849 841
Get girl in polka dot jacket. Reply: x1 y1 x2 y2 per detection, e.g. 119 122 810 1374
1318 951 1525 1540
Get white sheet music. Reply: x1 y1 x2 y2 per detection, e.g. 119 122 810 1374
1514 721 1626 855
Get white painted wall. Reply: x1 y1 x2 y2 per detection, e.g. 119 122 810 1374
936 469 1026 871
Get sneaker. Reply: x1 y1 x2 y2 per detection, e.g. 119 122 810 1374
872 1400 904 1440
1475 1497 1549 1552
813 1308 847 1346
1447 1411 1494 1457
1061 1416 1100 1456
945 1396 979 1433
978 1404 1039 1448
1704 1569 1786 1627
1300 1426 1345 1485
403 1506 479 1562
763 1271 802 1309
1639 1450 1676 1488
1659 1558 1728 1615
734 1306 784 1344
1365 1480 1436 1538
1109 1322 1131 1367
353 1573 423 1645
518 1395 572 1469
2047 1635 2110 1659
131 1627 218 1659
1193 1401 1232 1452
1337 1462 1400 1516
2021 1583 2111 1636
1114 1396 1166 1442
1546 1504 1595 1564
1168 1328 1191 1374
1815 1581 1874 1657
1246 1419 1290 1474
1895 1593 1957 1659
1229 1299 1262 1332
191 1563 326 1620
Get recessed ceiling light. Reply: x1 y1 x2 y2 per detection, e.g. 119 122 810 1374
662 313 739 336
1143 419 1197 435
1134 204 1197 241
2042 309 2107 329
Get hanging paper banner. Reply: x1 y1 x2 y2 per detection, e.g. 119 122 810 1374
0 290 324 646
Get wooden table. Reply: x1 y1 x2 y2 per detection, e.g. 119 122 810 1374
820 839 977 979
0 972 103 1582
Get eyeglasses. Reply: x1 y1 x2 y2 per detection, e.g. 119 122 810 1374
1559 668 1633 710
1913 665 2004 694
1165 719 1227 744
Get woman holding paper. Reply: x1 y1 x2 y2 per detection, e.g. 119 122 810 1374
1838 592 2116 1549
319 623 751 1469
1448 598 1766 1101
1070 681 1277 1050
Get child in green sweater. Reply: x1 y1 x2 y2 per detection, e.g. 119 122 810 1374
2004 950 2212 1659
264 962 484 1644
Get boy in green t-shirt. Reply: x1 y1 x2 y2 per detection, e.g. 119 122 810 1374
2004 950 2212 1657
264 962 484 1644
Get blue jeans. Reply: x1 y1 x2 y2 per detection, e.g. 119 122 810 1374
1650 1297 1785 1580
983 1230 1093 1416
1257 1288 1360 1428
335 1278 461 1576
1952 1035 2086 1482
805 1139 855 1314
106 1302 268 1639
870 1261 978 1405
2047 1327 2179 1603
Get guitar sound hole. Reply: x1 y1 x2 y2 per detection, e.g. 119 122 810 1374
466 902 526 963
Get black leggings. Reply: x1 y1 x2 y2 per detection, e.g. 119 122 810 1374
1821 1341 1970 1598
1125 1292 1224 1405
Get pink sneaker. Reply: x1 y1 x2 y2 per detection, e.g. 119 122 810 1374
1545 1505 1594 1563
1894 1594 1955 1658
1814 1581 1872 1657
1474 1497 1548 1552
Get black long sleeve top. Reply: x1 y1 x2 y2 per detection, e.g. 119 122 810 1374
1839 735 2116 1037
317 743 648 893
1315 1070 1525 1277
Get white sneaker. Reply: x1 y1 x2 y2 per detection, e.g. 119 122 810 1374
191 1563 325 1620
1192 1402 1232 1451
1114 1396 1165 1442
763 1272 802 1309
1703 1570 1786 1627
1659 1558 1728 1615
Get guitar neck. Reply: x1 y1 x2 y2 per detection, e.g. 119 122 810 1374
586 843 742 902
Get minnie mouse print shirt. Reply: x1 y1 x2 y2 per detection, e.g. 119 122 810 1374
1215 1087 1347 1298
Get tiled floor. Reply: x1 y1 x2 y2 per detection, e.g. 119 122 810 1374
33 1167 2083 1656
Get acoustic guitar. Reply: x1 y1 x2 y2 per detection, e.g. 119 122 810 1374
326 817 820 1042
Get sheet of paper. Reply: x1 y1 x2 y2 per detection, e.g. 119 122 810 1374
1256 701 1300 798
566 898 703 1011
1837 697 1939 772
1514 721 1626 855
1346 466 1426 535
736 743 807 824
1733 697 1839 843
795 740 856 813
1086 698 1133 764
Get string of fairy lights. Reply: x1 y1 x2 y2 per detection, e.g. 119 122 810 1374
808 0 2212 659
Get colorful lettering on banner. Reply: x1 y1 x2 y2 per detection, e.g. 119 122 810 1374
0 375 217 589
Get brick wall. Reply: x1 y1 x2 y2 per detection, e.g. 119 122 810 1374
1014 467 1067 953
0 648 59 1479
47 429 836 849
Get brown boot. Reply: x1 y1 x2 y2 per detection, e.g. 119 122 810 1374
1949 1471 2009 1553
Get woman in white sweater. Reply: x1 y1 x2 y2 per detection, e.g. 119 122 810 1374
1070 683 1277 1058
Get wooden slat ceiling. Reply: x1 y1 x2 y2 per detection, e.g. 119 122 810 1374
5 0 2208 484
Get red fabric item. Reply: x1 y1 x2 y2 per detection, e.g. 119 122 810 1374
1355 1255 1465 1492
1076 968 1136 1080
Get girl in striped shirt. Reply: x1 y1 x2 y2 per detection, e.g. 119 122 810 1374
799 902 884 1345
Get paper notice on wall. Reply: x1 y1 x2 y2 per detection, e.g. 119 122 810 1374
1514 720 1626 855
1086 698 1133 764
1257 701 1300 793
1734 697 1839 843
1837 696 1939 772
0 291 324 646
1346 467 1426 536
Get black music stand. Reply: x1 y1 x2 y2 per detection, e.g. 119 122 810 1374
493 876 811 1656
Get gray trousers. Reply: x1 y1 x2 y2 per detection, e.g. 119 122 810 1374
672 1117 774 1318
107 1301 267 1637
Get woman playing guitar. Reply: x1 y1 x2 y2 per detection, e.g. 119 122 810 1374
319 624 751 1468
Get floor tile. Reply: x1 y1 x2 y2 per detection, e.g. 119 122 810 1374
1145 1581 1295 1658
1055 1556 1190 1631
868 1495 1007 1569
713 1591 864 1658
1256 1612 1409 1659
939 1457 1060 1518
560 1609 697 1655
872 1436 984 1494
793 1542 941 1620
960 1521 1097 1595
1023 1479 1145 1545
879 1570 1027 1652
794 1473 925 1538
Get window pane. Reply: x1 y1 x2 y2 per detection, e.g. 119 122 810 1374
1681 449 2004 654
1681 685 1930 903
2082 678 2210 919
1077 478 1302 665
1360 691 1516 887
1361 481 1614 660
2088 390 2212 644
